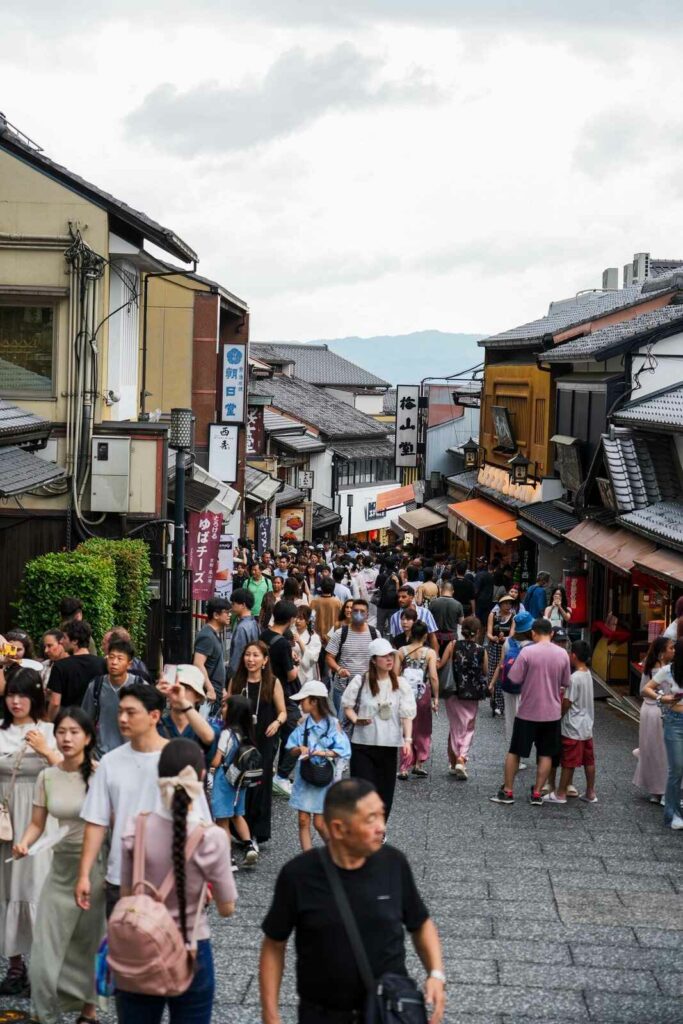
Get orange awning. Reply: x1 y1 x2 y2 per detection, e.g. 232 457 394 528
376 483 415 512
565 520 656 576
448 498 521 543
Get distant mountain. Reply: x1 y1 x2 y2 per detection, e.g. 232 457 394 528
323 331 484 386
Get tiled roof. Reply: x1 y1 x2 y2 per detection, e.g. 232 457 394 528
272 432 326 454
245 464 282 503
252 343 389 388
383 389 397 414
249 375 388 441
0 446 65 496
447 469 479 493
612 383 683 431
517 500 579 537
0 399 52 446
275 483 306 507
263 409 305 434
476 481 527 510
330 438 395 460
313 502 342 530
480 283 673 349
542 304 683 363
648 260 683 279
618 502 683 552
601 431 681 514
0 117 196 264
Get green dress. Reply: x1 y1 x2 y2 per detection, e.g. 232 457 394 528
29 765 106 1024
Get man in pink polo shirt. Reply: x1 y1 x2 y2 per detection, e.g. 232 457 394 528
490 617 571 806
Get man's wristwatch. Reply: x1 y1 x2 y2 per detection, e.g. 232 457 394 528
429 970 446 985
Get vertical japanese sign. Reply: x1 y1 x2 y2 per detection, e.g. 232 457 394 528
221 343 246 423
187 511 223 601
208 424 239 483
246 406 265 455
256 516 272 555
214 531 235 600
395 385 419 467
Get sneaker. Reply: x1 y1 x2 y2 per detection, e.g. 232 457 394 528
649 795 663 804
517 762 528 771
529 787 543 806
541 782 552 795
397 771 409 781
494 708 503 717
448 765 458 776
670 814 683 831
490 787 514 804
454 763 468 780
244 841 259 865
543 791 567 804
0 967 29 996
412 767 428 778
566 785 579 798
231 855 239 873
272 777 293 797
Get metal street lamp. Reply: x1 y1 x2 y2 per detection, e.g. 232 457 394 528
346 492 354 542
166 408 193 663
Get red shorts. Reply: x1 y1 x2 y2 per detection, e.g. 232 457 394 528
561 736 595 769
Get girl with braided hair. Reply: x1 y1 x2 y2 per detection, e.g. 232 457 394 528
14 706 103 1024
116 738 237 1022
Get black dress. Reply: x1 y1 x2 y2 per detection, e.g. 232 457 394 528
244 680 277 843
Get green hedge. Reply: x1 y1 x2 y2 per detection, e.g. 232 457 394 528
17 551 116 650
77 538 152 652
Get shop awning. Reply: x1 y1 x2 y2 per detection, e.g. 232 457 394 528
517 520 563 549
633 548 683 587
312 503 342 532
398 507 447 533
245 465 283 503
448 498 521 544
565 520 656 576
0 445 66 496
377 483 415 512
389 519 406 538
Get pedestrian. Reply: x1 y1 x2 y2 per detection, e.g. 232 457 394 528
259 778 446 1024
544 587 572 628
16 707 104 1024
272 576 285 602
652 639 683 830
212 694 259 868
259 591 278 631
391 607 418 650
416 568 438 607
524 572 551 620
634 636 676 802
429 580 464 661
244 563 273 617
262 601 301 797
663 596 683 640
337 598 354 628
325 599 378 715
0 668 61 995
494 610 535 757
193 599 229 708
440 616 488 779
59 598 97 656
47 621 106 719
157 665 220 765
285 681 351 851
293 607 322 684
486 594 516 718
341 638 416 824
81 637 147 756
40 628 69 689
227 641 287 844
310 578 342 652
228 588 260 680
114 738 237 1023
474 557 495 624
396 622 439 780
333 567 352 605
451 561 475 616
544 640 596 805
374 560 401 637
389 586 439 651
490 618 571 806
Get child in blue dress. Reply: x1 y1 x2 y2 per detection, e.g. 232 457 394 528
211 695 259 869
286 681 351 851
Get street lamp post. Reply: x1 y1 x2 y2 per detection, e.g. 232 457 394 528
166 408 193 664
346 492 354 542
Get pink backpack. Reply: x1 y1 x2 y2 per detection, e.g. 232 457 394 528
107 813 209 996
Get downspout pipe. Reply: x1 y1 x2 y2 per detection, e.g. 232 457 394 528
140 261 197 420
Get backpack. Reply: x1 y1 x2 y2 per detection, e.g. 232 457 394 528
500 637 523 694
223 728 264 792
107 814 209 996
337 624 378 662
401 650 429 701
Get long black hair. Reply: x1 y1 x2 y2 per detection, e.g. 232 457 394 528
223 695 256 745
5 630 36 660
158 739 205 944
2 668 45 726
53 706 96 790
642 635 673 679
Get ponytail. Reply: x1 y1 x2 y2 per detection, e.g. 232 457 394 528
171 786 191 943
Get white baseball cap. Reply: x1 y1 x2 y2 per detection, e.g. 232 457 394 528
176 664 206 698
368 637 395 658
290 681 329 701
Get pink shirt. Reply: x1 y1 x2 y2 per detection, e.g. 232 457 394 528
120 811 237 941
508 642 571 722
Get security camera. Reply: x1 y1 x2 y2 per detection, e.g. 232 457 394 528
104 389 121 406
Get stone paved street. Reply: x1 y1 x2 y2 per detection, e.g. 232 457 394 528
3 700 683 1023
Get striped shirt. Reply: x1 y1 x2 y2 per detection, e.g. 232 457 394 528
389 606 438 637
325 625 376 680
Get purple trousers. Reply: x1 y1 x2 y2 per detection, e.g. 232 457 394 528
399 685 433 771
446 697 479 760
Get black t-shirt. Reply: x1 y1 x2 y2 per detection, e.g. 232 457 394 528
262 846 429 1011
451 577 475 609
474 570 494 606
260 628 295 699
48 654 106 707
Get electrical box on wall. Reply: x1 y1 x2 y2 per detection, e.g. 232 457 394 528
91 437 131 513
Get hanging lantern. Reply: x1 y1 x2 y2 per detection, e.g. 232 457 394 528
508 450 531 485
463 437 480 470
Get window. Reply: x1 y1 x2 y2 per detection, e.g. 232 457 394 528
0 304 54 393
337 457 395 487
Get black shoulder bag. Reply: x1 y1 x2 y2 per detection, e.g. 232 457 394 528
299 717 334 787
319 849 428 1024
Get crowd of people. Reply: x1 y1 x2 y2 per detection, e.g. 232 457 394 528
0 539 681 1022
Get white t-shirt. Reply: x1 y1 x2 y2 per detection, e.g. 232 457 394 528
80 741 210 884
561 669 594 741
341 674 416 747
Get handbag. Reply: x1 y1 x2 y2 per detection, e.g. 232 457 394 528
299 718 334 788
0 746 26 843
320 848 428 1024
343 675 366 739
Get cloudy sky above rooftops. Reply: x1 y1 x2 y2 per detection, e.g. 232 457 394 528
2 2 683 339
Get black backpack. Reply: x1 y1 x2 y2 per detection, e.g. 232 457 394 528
223 730 264 792
337 624 378 660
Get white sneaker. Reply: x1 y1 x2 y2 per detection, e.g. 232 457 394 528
454 763 468 780
272 777 293 797
448 766 458 776
670 814 683 831
517 762 528 771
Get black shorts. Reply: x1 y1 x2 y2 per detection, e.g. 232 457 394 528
509 717 561 759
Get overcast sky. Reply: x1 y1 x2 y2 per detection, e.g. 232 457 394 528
3 2 683 340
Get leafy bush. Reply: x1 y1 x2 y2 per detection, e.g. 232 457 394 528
77 538 152 652
16 551 116 650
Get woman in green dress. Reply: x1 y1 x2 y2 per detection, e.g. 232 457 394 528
14 707 105 1024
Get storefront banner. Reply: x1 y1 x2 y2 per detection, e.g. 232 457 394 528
187 511 223 600
280 507 305 545
208 424 239 483
564 570 588 626
256 516 272 555
221 343 246 423
246 406 265 455
214 531 235 600
395 385 419 467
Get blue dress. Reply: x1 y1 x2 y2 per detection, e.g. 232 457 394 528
286 715 351 813
211 729 246 819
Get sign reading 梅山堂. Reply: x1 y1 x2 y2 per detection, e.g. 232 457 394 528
221 344 246 423
187 511 223 600
395 385 419 467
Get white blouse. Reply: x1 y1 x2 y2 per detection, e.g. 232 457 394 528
342 674 416 748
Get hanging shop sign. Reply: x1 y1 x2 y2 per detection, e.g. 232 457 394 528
564 570 588 627
395 385 419 467
221 343 246 423
280 506 306 545
298 469 315 491
256 516 272 555
214 531 235 600
246 406 265 455
208 424 239 483
187 510 223 601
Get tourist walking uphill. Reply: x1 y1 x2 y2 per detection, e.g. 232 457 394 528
440 616 488 779
396 622 439 780
486 594 515 718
